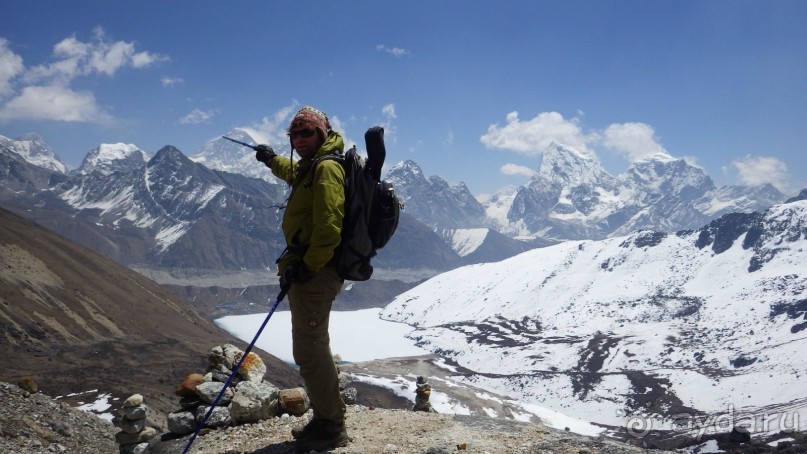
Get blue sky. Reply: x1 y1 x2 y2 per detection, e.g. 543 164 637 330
1 1 805 196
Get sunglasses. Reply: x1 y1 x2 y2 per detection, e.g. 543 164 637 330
288 129 316 139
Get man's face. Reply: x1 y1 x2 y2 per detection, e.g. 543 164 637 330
290 127 324 159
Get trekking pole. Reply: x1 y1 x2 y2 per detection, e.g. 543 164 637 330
222 136 259 150
182 284 290 454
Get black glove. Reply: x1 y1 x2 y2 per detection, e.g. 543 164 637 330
281 261 313 286
254 144 276 165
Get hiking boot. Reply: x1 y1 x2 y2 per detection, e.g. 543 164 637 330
292 418 348 451
291 417 327 440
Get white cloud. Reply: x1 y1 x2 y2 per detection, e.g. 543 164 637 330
240 102 301 145
731 155 789 192
681 155 703 169
0 39 24 97
444 130 454 147
0 84 111 122
382 103 396 119
601 122 671 162
376 104 397 145
131 50 166 68
376 44 410 57
180 108 215 125
1 29 166 123
161 76 184 87
27 29 166 83
480 111 594 157
500 163 536 178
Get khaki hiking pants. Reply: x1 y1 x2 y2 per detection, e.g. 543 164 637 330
289 266 346 423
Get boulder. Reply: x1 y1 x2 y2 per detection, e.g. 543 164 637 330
341 387 357 405
167 411 196 436
176 373 205 397
279 387 310 416
209 344 242 370
195 405 232 428
237 352 267 383
195 381 234 406
230 381 280 423
118 416 147 434
178 395 202 410
123 394 144 407
120 404 148 420
207 363 233 383
18 377 38 394
115 426 157 445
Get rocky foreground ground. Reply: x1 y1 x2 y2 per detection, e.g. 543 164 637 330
1 380 661 454
3 378 805 454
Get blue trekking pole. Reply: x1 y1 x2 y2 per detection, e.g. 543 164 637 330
182 285 290 454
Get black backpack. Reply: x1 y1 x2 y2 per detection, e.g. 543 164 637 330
308 127 401 281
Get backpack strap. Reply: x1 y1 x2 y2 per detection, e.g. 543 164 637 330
303 149 349 188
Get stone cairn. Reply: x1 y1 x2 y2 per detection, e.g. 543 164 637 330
113 394 155 454
334 354 358 406
167 343 311 437
412 375 436 413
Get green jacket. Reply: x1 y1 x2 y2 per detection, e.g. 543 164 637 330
269 131 346 274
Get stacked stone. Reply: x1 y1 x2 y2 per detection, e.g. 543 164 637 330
412 376 436 413
335 354 358 405
167 344 295 436
114 394 156 454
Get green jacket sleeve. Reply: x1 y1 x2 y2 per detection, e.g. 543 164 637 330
269 156 295 184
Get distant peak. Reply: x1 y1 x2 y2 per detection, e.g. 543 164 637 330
632 151 677 164
223 128 254 141
390 160 422 172
544 142 594 160
151 145 189 163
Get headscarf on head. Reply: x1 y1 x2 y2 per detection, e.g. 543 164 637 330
288 106 331 140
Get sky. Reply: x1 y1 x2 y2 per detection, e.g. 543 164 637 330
1 1 806 196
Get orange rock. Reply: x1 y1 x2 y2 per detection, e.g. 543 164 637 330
279 387 310 416
175 373 205 397
237 352 267 382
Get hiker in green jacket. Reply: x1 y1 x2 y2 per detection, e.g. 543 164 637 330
255 106 349 451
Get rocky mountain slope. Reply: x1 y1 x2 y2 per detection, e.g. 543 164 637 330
0 207 301 422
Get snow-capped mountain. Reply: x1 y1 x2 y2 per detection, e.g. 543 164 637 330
503 143 786 240
76 143 149 176
0 135 465 274
442 227 537 265
0 132 792 286
191 129 280 184
385 160 486 230
381 198 807 437
1 142 67 196
0 133 67 174
53 145 289 268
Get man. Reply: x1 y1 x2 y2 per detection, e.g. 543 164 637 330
255 106 348 451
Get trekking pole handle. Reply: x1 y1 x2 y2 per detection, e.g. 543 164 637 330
222 136 258 150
